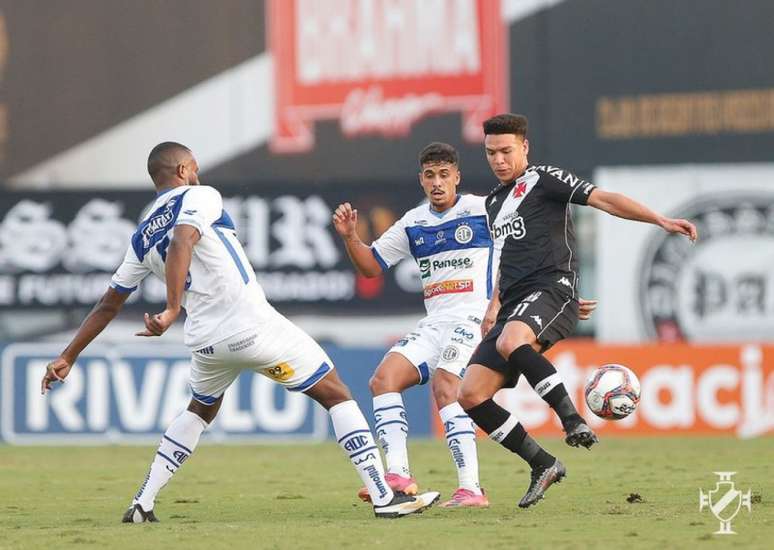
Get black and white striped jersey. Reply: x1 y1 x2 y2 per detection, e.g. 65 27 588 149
485 165 595 301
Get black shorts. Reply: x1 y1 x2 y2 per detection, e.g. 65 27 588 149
468 286 579 383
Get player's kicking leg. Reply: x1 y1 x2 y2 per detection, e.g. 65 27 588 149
304 368 439 518
458 364 565 508
123 396 220 523
495 319 597 449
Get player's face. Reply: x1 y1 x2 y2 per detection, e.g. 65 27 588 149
484 134 529 184
419 161 460 211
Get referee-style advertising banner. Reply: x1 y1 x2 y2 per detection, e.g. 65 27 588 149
0 342 432 444
594 163 774 344
0 183 431 314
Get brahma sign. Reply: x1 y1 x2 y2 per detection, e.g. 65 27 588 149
268 0 508 152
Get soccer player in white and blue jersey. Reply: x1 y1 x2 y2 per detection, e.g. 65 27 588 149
334 142 597 508
334 143 495 507
40 142 439 521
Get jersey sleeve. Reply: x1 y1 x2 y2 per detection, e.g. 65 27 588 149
174 186 224 235
370 216 411 271
538 167 596 205
110 245 150 293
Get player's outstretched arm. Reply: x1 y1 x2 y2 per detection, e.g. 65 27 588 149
332 202 383 277
41 287 130 394
587 189 698 242
137 225 200 337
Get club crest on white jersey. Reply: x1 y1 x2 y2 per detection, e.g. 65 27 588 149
371 194 496 320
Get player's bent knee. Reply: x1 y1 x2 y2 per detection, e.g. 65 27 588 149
305 372 353 410
368 372 389 395
495 331 530 360
457 384 485 412
368 369 408 396
187 396 222 424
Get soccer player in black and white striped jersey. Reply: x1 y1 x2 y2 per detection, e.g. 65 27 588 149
458 113 697 508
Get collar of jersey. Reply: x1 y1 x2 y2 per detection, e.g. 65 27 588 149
428 194 461 218
491 167 534 195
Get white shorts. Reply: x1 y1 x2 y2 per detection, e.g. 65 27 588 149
189 313 334 404
387 317 481 384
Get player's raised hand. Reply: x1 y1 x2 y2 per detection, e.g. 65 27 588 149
41 356 72 394
660 217 698 243
136 308 180 337
332 202 358 238
578 298 598 321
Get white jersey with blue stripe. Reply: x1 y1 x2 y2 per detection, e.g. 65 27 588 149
371 194 496 321
110 185 274 349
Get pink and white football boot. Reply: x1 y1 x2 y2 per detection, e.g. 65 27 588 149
439 488 490 508
358 472 418 503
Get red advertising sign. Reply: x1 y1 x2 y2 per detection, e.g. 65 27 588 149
268 0 508 152
433 342 774 438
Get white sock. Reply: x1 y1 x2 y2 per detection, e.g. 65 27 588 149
134 410 208 511
439 402 482 494
330 400 394 506
372 392 410 477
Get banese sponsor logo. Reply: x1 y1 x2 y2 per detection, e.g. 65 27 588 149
640 194 774 342
268 0 508 152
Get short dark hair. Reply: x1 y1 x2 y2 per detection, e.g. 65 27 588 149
483 113 528 138
419 142 459 168
147 141 191 178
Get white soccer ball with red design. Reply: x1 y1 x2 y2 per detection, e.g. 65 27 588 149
584 364 641 420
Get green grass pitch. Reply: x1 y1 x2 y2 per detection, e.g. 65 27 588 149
0 437 771 549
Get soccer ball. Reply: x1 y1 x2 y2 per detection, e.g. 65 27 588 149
584 364 641 420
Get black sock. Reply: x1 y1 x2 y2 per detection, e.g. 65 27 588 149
465 399 554 469
508 344 581 428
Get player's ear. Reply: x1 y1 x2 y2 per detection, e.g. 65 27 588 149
523 138 530 155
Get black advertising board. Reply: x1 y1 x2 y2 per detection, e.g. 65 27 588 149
0 182 436 314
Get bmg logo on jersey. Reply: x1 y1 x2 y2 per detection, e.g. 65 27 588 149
491 216 526 241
